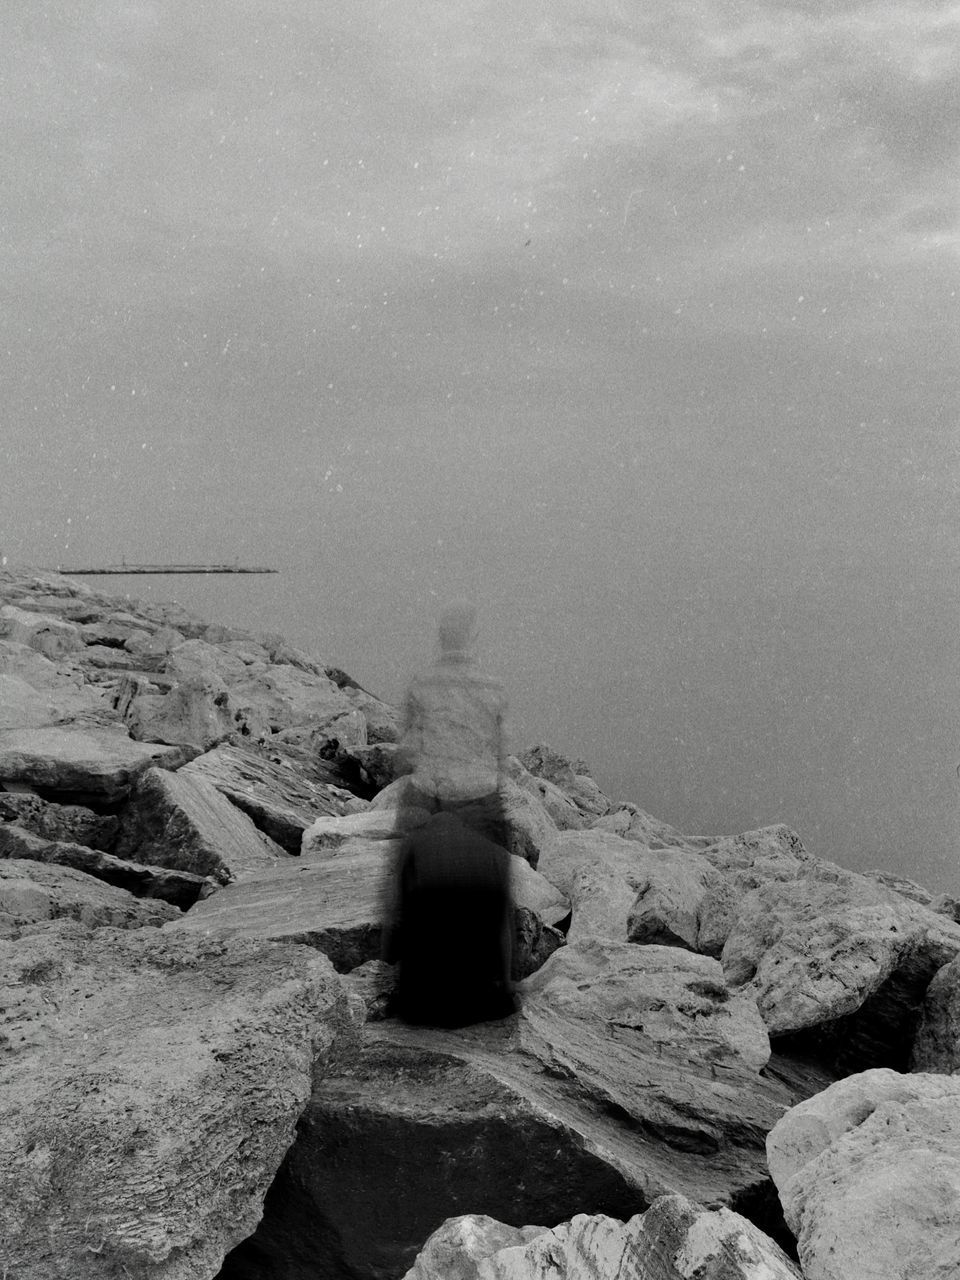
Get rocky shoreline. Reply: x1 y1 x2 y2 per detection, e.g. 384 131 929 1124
1 567 958 1279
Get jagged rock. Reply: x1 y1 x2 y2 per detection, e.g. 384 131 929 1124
302 809 408 854
536 830 725 951
336 740 399 791
518 743 613 819
164 638 253 685
123 625 187 668
406 1196 801 1280
226 663 352 736
221 933 822 1280
0 857 178 938
591 803 711 850
507 758 586 831
0 791 117 850
121 674 241 749
767 1069 960 1280
0 919 359 1279
910 955 960 1072
0 824 213 909
865 869 960 924
341 959 399 1022
0 642 115 727
180 741 362 853
0 726 191 799
633 1194 801 1279
324 669 400 743
116 766 290 884
0 605 86 659
402 1215 549 1280
170 839 563 980
719 864 960 1071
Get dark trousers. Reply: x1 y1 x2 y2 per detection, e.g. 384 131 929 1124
389 808 515 1028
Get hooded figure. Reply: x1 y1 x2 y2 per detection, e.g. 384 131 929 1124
386 600 515 1026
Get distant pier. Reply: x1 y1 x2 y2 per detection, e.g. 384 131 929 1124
55 564 279 576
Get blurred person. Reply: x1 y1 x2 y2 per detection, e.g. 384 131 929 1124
385 599 515 1027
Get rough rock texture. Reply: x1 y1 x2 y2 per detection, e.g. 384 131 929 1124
0 604 86 658
911 955 960 1072
170 839 564 980
0 857 179 937
719 862 960 1071
0 726 191 798
181 741 363 852
767 1069 960 1280
0 823 214 908
402 1214 550 1280
120 674 242 749
116 766 291 884
591 803 711 851
301 808 410 853
220 940 824 1280
406 1196 801 1280
537 830 726 951
518 744 613 820
0 789 118 850
0 920 360 1280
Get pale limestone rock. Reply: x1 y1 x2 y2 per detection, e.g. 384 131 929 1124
0 791 117 850
518 743 614 819
0 857 178 938
635 1194 801 1280
0 605 85 659
0 644 114 727
767 1069 960 1280
404 1197 800 1280
506 758 585 831
537 830 723 950
0 919 359 1280
116 766 290 884
402 1215 550 1280
521 937 770 1078
181 741 362 853
0 726 190 798
121 674 240 749
302 809 407 854
720 870 960 1055
0 824 213 909
912 955 960 1072
164 637 251 684
591 803 706 850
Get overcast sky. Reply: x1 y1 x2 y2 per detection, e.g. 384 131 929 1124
3 1 959 888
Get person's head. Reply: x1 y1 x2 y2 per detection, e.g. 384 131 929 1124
436 598 479 659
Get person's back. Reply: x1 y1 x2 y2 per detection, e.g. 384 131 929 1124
386 600 516 1026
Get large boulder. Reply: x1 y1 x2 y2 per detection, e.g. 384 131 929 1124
0 790 117 850
0 726 192 799
517 743 614 819
910 955 960 1072
219 940 821 1280
0 857 178 938
537 830 727 950
181 741 364 853
115 766 290 884
0 642 116 728
404 1196 801 1280
718 861 960 1071
767 1069 960 1280
0 605 85 659
0 823 214 909
0 919 360 1279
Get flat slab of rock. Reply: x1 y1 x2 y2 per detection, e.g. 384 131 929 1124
221 940 827 1280
0 823 213 909
182 742 363 852
116 766 291 884
169 845 388 972
0 857 178 938
0 726 191 798
0 920 359 1280
767 1069 960 1280
171 838 568 977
